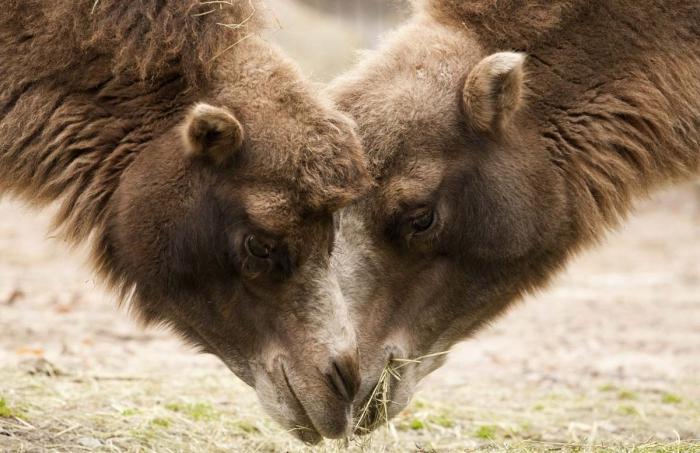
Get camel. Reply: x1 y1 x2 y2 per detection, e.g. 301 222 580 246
329 0 700 431
0 0 371 442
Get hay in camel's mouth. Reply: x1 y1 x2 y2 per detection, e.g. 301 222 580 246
353 351 451 436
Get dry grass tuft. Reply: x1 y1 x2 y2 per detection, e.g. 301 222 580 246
354 351 451 436
2 353 700 451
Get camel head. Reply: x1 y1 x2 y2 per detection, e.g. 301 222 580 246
329 17 569 431
99 41 371 442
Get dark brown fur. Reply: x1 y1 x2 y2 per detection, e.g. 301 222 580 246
1 0 370 442
330 0 700 430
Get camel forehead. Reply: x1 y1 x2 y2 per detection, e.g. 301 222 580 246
216 53 348 163
240 187 301 234
363 36 468 114
336 21 476 175
349 76 462 179
380 158 447 212
213 48 369 212
376 17 475 80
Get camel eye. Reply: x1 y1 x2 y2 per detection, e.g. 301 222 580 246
410 210 435 233
245 235 271 259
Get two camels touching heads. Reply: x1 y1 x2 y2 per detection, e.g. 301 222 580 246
1 0 699 444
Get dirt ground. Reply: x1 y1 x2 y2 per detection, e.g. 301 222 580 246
1 183 699 452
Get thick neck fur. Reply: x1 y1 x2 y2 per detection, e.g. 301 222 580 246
2 0 259 87
0 1 260 241
426 0 700 243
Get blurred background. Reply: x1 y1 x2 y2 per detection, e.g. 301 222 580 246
265 0 410 81
1 1 699 451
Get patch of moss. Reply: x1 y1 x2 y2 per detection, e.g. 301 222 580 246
164 402 219 421
544 392 565 401
128 428 157 443
661 393 682 404
397 417 427 432
409 419 426 430
150 417 172 428
598 383 617 392
618 404 638 416
0 398 23 419
412 399 428 410
532 403 545 411
231 420 259 434
429 414 455 428
164 402 181 411
474 425 499 440
121 408 138 417
617 390 638 400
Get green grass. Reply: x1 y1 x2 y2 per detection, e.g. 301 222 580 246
229 420 260 434
429 413 455 428
0 398 23 419
150 417 172 428
1 370 699 452
661 393 682 404
618 404 639 416
164 402 219 421
499 441 700 452
398 414 455 432
618 390 639 400
599 384 618 392
408 418 425 430
474 424 499 440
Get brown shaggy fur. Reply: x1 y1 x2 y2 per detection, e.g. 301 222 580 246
330 0 700 431
2 0 257 87
1 0 370 442
426 0 700 242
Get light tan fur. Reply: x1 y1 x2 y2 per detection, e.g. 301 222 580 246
463 52 526 132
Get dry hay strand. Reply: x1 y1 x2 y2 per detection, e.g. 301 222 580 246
353 351 451 441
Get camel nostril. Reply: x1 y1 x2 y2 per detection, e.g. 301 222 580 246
326 354 361 403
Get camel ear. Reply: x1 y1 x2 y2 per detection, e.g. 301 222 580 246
181 103 244 164
463 52 526 132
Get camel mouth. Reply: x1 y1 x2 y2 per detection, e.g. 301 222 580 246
353 350 448 435
279 363 323 444
353 383 401 435
352 363 401 435
353 397 388 435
